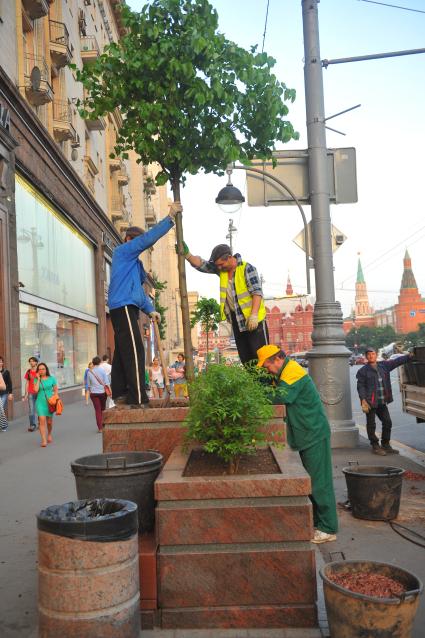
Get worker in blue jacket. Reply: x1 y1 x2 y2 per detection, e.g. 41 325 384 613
108 203 181 407
356 347 414 455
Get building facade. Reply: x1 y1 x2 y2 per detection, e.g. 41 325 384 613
265 276 314 353
0 0 174 416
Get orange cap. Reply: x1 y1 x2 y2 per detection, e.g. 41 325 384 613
256 344 281 367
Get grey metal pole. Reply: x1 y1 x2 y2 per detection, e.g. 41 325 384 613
302 0 358 447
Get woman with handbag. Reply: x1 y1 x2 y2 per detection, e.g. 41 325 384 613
0 371 8 432
33 363 58 447
87 356 111 432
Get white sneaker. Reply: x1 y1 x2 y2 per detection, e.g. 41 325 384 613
311 529 337 544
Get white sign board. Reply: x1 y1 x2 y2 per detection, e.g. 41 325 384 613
246 148 357 206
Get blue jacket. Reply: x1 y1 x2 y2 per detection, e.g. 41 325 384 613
356 354 410 407
108 216 174 313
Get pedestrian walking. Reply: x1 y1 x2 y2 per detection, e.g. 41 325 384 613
149 357 165 399
257 344 338 544
0 371 8 432
169 354 188 398
33 363 58 448
356 347 414 455
108 203 180 408
184 243 268 364
0 356 13 429
100 354 115 408
83 361 94 405
24 356 39 431
86 356 111 432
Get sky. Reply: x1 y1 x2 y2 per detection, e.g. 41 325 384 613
126 0 425 316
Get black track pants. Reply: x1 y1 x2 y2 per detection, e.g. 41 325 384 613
110 305 149 405
230 312 269 365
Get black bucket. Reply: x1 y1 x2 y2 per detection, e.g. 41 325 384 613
342 465 404 521
71 451 163 533
412 362 425 387
414 345 425 362
320 560 423 638
403 361 417 385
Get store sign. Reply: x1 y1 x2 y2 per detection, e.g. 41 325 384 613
0 104 10 131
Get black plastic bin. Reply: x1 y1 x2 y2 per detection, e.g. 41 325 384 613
412 362 425 387
342 465 404 521
37 499 140 638
71 451 163 533
414 345 425 362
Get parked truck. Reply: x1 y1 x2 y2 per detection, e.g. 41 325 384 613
399 346 425 423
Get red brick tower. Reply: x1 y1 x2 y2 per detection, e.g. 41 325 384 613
394 250 425 333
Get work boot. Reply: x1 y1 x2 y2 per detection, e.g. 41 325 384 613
311 529 337 544
371 442 386 456
114 395 128 405
381 443 400 454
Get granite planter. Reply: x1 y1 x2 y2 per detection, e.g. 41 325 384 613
154 445 317 630
103 403 286 463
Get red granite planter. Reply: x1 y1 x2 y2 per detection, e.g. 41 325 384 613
155 445 317 630
103 403 285 464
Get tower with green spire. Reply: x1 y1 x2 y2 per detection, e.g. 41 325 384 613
395 249 425 333
355 257 372 318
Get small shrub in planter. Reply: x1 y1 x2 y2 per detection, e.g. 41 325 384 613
185 364 275 474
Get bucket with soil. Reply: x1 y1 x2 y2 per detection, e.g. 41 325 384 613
320 560 423 638
342 465 404 521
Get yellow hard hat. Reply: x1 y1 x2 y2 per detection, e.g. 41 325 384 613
257 344 281 367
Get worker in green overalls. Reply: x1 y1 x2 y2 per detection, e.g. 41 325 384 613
257 345 338 544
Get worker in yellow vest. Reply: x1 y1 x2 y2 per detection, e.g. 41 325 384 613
184 243 269 364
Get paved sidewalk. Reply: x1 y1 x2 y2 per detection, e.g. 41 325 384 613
1 402 424 637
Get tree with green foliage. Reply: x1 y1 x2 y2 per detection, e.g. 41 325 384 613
73 0 298 380
190 297 221 365
345 325 400 353
185 364 274 474
152 274 168 340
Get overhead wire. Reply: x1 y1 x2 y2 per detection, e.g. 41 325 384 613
357 0 425 14
261 0 270 53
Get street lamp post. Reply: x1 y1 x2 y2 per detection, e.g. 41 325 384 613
302 0 357 446
216 165 311 295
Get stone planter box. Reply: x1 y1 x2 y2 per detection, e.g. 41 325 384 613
103 403 286 463
154 445 317 630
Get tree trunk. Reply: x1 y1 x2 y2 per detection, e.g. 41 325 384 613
171 177 194 382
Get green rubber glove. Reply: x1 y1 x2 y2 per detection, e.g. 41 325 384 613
175 241 189 256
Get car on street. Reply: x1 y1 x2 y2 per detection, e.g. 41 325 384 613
354 355 366 365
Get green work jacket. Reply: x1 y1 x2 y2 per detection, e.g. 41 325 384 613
272 358 330 451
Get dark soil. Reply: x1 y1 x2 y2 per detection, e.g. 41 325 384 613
183 447 281 477
404 470 425 481
329 572 406 598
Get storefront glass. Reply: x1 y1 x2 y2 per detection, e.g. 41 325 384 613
19 303 97 393
15 174 96 316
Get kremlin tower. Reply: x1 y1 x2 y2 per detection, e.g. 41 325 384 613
394 250 425 333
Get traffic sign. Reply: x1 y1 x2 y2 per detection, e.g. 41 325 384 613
293 221 347 256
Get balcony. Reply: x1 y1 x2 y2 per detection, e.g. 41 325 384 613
53 100 76 142
49 20 72 69
117 164 129 186
22 0 49 20
83 90 106 131
83 156 99 195
109 157 123 172
145 202 157 225
24 55 53 106
80 36 100 65
111 194 125 221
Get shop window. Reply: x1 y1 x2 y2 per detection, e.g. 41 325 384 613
19 303 96 393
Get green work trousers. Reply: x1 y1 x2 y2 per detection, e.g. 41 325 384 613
299 437 338 534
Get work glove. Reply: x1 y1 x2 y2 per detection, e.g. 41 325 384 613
361 399 370 414
168 202 183 218
246 313 259 331
175 241 190 258
149 311 161 324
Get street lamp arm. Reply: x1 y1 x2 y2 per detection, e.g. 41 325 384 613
231 164 311 294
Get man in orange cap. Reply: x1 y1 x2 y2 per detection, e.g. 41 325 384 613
257 345 338 544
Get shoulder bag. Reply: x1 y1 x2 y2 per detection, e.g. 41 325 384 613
89 370 112 397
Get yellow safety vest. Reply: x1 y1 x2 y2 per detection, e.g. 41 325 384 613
219 262 266 323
